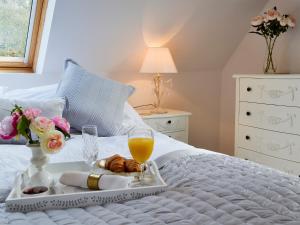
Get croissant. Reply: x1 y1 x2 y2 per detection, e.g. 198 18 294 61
105 154 125 172
100 154 141 173
125 159 141 172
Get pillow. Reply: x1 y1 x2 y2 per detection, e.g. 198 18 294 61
56 59 135 136
118 102 151 135
0 98 65 144
3 84 58 100
0 86 8 95
2 83 147 135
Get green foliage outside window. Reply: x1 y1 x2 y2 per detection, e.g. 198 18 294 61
0 0 32 58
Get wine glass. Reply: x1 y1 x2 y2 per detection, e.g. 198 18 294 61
128 128 154 183
82 125 99 169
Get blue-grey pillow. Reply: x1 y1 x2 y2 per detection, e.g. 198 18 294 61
56 59 135 136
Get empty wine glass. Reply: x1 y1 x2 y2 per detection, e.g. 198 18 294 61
82 125 99 168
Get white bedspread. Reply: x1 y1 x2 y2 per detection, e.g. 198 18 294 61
0 133 207 202
1 150 300 225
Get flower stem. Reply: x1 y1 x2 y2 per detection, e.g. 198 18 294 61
263 35 277 73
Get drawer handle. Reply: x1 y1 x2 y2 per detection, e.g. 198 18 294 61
246 111 251 116
259 85 298 101
247 87 252 92
167 120 172 124
244 158 249 160
267 114 296 127
245 135 250 140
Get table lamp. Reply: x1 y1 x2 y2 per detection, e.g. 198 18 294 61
140 47 177 114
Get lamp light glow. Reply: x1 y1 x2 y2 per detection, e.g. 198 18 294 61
140 47 177 74
140 47 177 114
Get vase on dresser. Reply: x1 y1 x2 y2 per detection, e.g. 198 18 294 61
264 37 277 74
249 6 296 74
27 143 51 187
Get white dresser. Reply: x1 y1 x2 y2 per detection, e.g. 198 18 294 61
234 74 300 176
139 109 191 143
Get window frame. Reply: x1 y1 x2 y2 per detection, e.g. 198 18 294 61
0 0 48 73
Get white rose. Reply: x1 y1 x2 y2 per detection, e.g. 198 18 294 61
251 16 264 26
279 16 288 26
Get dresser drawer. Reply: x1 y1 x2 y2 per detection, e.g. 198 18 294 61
143 116 187 132
239 102 300 135
240 78 300 106
164 131 188 143
237 125 300 162
236 148 300 176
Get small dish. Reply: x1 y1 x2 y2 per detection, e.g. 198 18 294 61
21 186 49 198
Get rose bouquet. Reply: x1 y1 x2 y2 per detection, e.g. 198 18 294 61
250 6 296 73
0 105 70 154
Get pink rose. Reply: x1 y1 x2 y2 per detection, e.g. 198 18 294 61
24 108 41 121
288 15 296 28
266 8 280 21
251 16 264 26
29 117 55 138
40 130 65 154
0 115 19 140
52 116 70 134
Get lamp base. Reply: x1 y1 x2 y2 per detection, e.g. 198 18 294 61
151 107 168 114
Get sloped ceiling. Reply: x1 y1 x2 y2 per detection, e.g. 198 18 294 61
166 0 268 71
43 0 268 74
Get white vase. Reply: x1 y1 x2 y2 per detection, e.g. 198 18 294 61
27 144 51 187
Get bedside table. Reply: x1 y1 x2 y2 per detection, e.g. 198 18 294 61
139 109 191 143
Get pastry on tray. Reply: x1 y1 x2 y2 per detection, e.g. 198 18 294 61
97 154 141 173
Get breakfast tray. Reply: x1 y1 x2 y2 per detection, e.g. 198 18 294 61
5 161 167 212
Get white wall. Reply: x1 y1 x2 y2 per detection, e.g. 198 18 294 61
0 0 266 151
219 0 300 155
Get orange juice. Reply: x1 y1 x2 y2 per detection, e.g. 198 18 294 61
128 137 154 163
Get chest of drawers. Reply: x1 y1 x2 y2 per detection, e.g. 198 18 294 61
234 75 300 176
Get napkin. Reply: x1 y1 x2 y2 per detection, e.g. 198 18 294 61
59 171 133 190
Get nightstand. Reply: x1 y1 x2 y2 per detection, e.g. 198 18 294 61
139 109 191 143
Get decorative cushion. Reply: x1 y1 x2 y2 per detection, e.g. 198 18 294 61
0 98 65 144
56 59 135 136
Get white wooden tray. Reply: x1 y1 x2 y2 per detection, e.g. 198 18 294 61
5 161 167 212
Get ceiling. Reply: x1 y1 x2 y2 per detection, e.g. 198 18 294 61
43 0 268 74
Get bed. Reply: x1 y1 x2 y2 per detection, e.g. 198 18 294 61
1 132 300 225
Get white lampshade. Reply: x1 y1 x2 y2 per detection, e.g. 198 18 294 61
140 47 177 74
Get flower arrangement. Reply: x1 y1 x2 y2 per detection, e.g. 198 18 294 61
0 105 70 153
250 6 296 73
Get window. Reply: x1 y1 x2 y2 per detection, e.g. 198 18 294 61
0 0 47 72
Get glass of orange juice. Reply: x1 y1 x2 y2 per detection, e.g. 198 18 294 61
128 128 154 182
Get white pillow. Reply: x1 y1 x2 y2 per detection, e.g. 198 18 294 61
3 84 58 100
0 97 65 144
0 86 8 95
117 102 151 135
0 97 65 120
